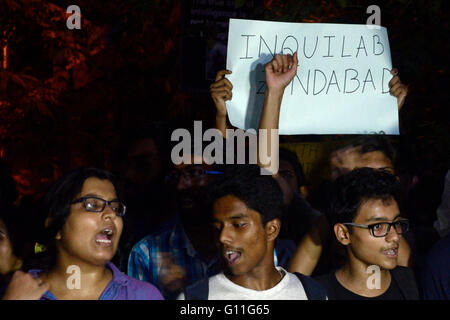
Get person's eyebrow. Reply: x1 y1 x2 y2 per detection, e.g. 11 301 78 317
213 213 248 223
378 166 394 171
228 214 248 220
366 213 401 222
79 194 119 201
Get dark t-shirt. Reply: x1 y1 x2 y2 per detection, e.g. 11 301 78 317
422 232 450 299
315 270 405 300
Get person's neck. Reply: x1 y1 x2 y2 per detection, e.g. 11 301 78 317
335 261 392 297
226 256 284 291
44 256 112 300
183 221 217 263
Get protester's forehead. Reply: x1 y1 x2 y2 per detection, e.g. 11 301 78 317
175 154 213 169
128 138 158 156
79 177 117 198
355 197 399 222
358 151 394 172
213 195 251 219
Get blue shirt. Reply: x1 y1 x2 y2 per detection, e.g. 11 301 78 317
128 216 220 300
28 262 164 300
422 232 450 300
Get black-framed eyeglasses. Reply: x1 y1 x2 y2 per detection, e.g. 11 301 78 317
165 167 223 182
71 196 126 217
342 219 409 237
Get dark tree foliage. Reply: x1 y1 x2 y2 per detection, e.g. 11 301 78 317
0 0 448 202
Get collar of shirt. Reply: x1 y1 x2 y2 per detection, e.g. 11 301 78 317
169 216 220 269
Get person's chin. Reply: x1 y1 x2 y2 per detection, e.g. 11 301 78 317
225 262 247 277
376 257 398 270
90 254 114 266
91 245 117 260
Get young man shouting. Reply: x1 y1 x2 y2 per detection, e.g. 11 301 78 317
315 167 419 299
179 165 326 300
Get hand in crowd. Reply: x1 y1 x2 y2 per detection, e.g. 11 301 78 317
2 270 49 300
329 145 362 180
389 68 408 111
210 70 233 118
158 253 186 294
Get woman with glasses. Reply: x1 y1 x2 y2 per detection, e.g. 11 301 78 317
25 167 163 300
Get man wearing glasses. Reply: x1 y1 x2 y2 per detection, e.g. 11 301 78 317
315 167 419 299
128 150 224 300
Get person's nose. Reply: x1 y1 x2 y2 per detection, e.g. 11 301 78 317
219 225 233 245
102 202 118 220
176 174 192 190
385 223 400 242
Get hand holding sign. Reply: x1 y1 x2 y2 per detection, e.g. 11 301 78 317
389 68 408 110
210 70 233 118
210 69 233 137
226 19 400 134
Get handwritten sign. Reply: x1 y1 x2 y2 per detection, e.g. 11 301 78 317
225 19 399 135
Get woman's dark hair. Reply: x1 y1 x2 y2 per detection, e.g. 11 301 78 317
31 167 120 270
328 167 401 228
208 164 283 225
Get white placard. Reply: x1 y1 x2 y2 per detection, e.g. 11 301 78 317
226 19 399 135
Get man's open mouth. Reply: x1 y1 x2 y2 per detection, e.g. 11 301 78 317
224 249 241 265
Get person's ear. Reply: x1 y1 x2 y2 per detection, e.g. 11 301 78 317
45 216 61 240
44 216 51 229
265 218 281 242
299 185 309 199
334 223 351 246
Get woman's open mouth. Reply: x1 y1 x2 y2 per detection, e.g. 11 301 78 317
95 228 114 247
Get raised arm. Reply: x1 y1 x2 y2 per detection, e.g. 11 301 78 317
258 52 298 174
210 70 233 138
288 214 330 275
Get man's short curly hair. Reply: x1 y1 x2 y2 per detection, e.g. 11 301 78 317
208 164 283 225
328 167 401 226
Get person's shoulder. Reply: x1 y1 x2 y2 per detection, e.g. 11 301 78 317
291 272 328 300
428 233 450 260
390 266 416 280
183 275 217 300
122 273 165 300
312 272 333 286
390 266 420 300
130 219 179 252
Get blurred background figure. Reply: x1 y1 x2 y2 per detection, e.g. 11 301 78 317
111 123 171 272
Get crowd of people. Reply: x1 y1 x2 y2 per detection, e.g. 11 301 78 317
0 53 448 300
